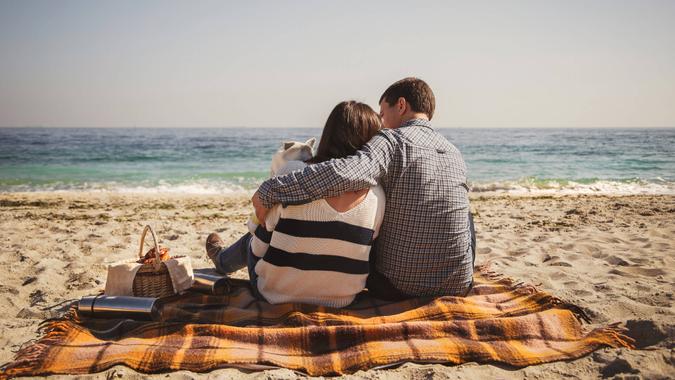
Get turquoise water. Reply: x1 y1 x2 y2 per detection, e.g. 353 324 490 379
1 127 673 194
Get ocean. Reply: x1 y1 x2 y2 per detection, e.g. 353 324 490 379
1 127 673 195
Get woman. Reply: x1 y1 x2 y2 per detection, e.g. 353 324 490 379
206 101 385 308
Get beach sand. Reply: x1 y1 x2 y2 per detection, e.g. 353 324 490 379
0 192 673 379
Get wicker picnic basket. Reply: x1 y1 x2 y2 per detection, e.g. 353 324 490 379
104 225 194 298
132 225 175 298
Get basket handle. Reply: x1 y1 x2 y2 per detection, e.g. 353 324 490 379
138 225 162 271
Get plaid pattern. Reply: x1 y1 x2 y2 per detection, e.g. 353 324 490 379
258 119 473 296
0 266 633 378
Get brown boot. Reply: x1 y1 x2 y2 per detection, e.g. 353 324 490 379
205 232 225 263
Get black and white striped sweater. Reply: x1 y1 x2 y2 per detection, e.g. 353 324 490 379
247 185 385 307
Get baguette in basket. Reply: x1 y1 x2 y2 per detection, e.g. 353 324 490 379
104 225 194 298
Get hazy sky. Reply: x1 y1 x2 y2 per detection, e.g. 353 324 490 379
1 0 674 128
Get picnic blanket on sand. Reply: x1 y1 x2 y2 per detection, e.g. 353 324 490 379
0 265 633 378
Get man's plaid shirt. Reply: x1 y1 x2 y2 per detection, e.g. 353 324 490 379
257 118 473 296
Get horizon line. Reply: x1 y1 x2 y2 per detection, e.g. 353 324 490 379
2 125 675 129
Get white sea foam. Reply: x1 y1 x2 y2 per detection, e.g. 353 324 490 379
470 179 675 196
113 180 250 195
2 178 674 196
0 180 253 196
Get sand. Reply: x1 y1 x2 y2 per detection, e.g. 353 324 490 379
0 192 673 379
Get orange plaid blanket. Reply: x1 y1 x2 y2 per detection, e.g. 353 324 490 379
0 266 633 378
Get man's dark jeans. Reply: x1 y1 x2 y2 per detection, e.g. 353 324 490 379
366 211 477 301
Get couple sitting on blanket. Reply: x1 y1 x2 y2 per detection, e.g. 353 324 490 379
206 77 476 307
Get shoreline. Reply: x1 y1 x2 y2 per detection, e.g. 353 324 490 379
0 192 673 378
2 189 674 199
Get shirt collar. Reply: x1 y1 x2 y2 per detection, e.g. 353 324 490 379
398 118 433 129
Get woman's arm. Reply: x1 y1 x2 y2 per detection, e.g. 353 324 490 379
247 204 281 258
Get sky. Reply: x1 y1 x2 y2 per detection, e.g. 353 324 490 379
1 0 674 128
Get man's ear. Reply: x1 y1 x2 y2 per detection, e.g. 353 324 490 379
397 97 407 115
305 137 316 148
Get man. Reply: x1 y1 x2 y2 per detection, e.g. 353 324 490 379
252 77 475 300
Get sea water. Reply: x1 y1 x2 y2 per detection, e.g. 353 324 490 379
1 127 673 195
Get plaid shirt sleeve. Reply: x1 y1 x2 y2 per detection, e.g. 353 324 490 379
257 131 397 209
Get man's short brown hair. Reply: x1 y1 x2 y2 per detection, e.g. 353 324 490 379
379 77 435 120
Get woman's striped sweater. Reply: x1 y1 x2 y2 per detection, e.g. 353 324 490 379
247 185 385 308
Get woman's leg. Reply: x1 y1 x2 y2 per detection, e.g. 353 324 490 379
206 232 252 274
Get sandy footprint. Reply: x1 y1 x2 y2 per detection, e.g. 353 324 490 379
605 255 630 266
622 267 667 277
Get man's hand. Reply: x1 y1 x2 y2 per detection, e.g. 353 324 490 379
251 190 270 228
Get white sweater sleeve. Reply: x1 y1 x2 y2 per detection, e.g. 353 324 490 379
371 185 386 239
248 204 281 258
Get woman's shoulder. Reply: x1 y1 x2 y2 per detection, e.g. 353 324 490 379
280 185 384 221
368 186 386 227
369 185 385 201
365 185 386 211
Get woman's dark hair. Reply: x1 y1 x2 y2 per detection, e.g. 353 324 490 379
309 101 382 164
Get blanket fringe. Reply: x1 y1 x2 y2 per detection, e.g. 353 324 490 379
0 303 79 379
477 264 542 296
588 323 636 349
548 296 592 324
